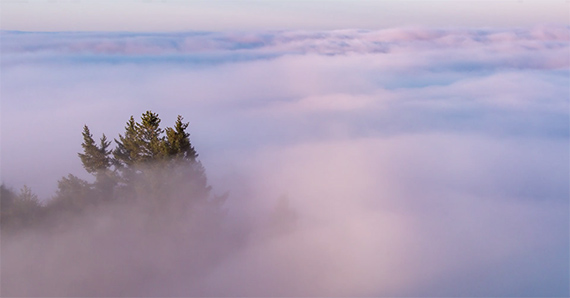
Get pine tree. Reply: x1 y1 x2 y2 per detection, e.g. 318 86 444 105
0 184 17 228
137 111 165 162
114 111 165 166
1 185 43 230
111 111 218 211
78 125 115 201
164 115 198 162
43 111 223 215
3 111 225 231
114 116 142 168
78 125 112 174
49 174 93 212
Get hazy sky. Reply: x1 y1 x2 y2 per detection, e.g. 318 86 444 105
1 0 569 31
0 1 569 296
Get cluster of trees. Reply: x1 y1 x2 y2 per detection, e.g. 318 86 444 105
1 111 224 231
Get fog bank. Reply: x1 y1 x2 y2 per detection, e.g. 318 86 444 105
1 26 568 296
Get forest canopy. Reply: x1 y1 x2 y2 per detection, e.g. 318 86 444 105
1 111 224 231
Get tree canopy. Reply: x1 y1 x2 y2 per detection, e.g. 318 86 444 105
1 111 224 231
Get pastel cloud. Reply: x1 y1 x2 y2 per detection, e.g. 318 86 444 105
202 134 568 296
0 25 568 296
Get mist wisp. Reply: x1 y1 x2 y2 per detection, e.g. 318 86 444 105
2 134 568 297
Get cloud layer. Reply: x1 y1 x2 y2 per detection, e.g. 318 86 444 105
1 26 569 296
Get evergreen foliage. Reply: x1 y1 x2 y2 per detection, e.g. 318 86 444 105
1 184 18 227
78 125 112 175
1 185 43 230
164 115 198 161
78 125 116 201
110 111 215 209
49 174 93 212
1 111 224 231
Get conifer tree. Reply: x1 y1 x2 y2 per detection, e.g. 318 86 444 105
1 185 43 230
2 111 225 230
78 125 115 201
164 115 198 162
78 125 112 174
49 174 93 212
114 111 165 166
114 116 142 168
137 111 165 162
110 111 218 210
0 184 17 228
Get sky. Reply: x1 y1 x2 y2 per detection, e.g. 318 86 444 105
1 0 569 31
1 1 569 297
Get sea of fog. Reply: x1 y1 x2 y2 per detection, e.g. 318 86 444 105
1 26 569 296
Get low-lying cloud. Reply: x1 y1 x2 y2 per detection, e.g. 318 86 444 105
1 26 568 296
